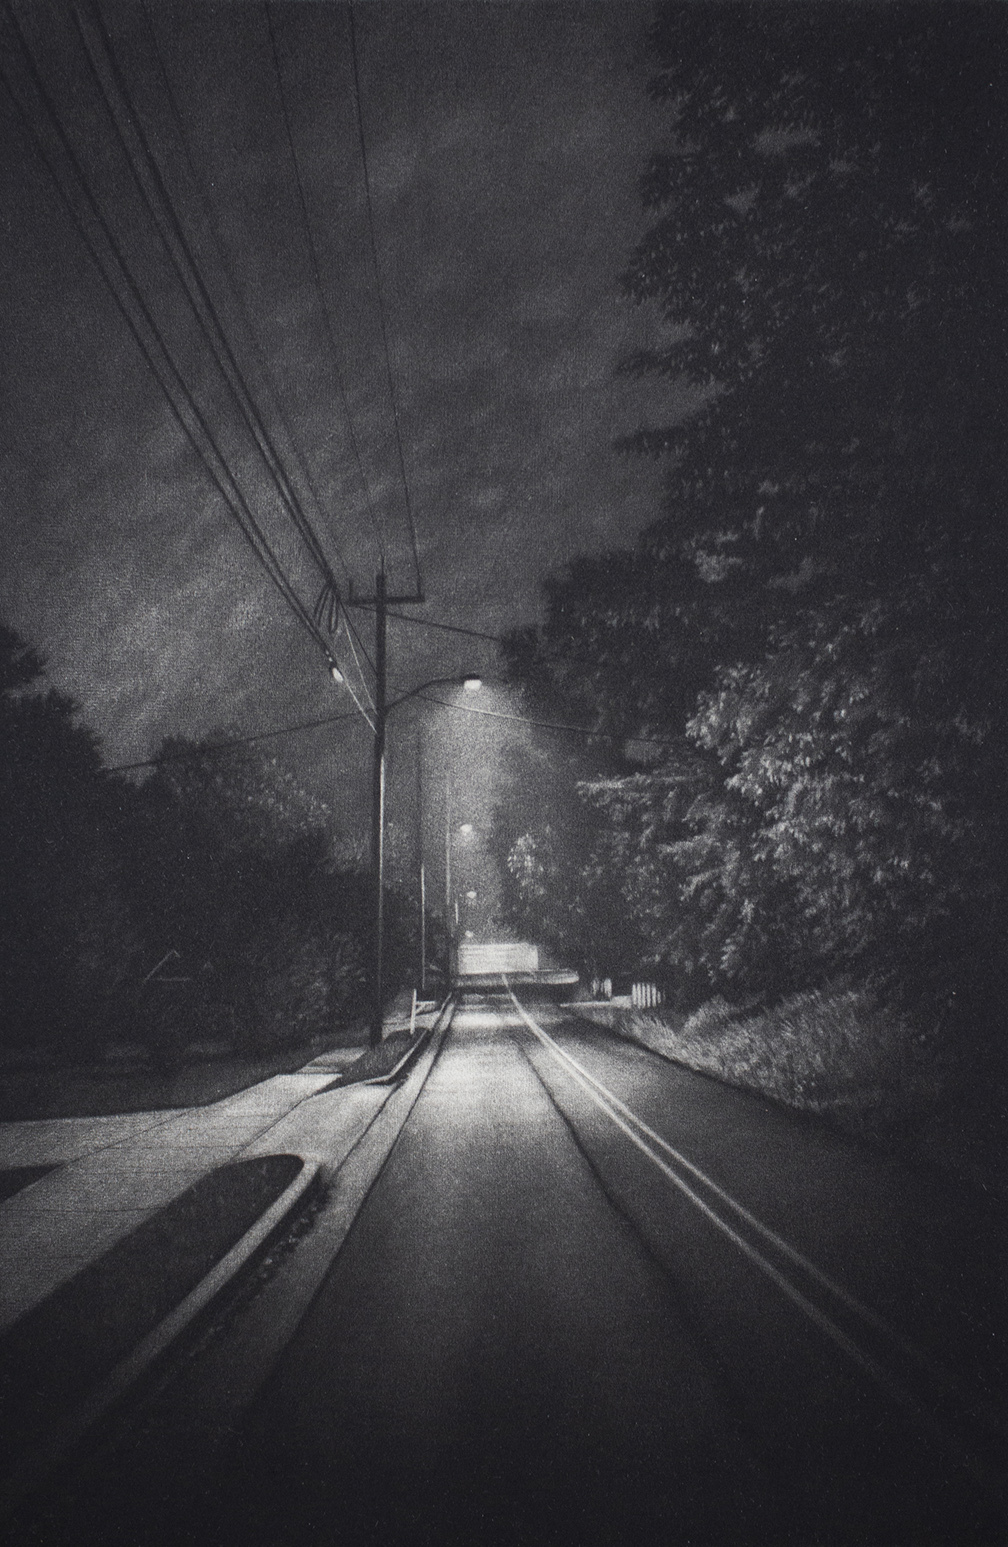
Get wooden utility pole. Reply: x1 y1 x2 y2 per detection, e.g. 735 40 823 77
444 762 452 979
369 569 387 1049
417 727 426 996
351 569 424 1048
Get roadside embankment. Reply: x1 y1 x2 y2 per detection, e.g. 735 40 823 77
580 988 1007 1193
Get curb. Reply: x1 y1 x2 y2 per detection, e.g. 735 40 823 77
86 1006 455 1467
0 1155 320 1516
321 993 455 1090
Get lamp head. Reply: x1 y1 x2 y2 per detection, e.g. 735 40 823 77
462 676 482 693
328 660 345 685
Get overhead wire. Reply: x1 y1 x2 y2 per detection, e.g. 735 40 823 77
99 685 678 776
383 605 665 693
264 2 388 573
9 9 641 763
136 0 354 592
384 610 511 645
132 0 379 709
346 0 423 595
7 1 382 742
330 668 376 734
0 4 328 655
74 1 347 610
103 705 363 773
337 612 377 715
419 692 677 752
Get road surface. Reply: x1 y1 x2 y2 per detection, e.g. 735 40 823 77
24 993 1007 1545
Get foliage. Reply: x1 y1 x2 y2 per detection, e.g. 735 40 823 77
118 739 371 1057
488 733 650 977
0 628 420 1064
496 5 1008 1078
595 986 942 1133
0 626 140 1053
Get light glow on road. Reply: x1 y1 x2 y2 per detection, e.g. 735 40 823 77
452 1006 515 1034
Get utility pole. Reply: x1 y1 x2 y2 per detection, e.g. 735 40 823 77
370 569 387 1049
417 727 426 997
342 577 478 1044
444 762 452 979
351 568 424 1049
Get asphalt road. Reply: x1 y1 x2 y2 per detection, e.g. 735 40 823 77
23 993 1008 1546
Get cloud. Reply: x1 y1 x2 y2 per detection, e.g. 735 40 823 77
2 2 685 822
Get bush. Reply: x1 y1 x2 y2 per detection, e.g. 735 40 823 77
604 986 945 1136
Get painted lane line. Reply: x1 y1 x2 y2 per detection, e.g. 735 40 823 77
505 983 1005 1501
507 981 945 1382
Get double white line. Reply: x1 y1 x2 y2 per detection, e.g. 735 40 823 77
504 980 1005 1502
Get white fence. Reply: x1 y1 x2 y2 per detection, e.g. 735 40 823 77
590 979 665 1008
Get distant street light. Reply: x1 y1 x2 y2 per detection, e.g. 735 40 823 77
458 822 474 837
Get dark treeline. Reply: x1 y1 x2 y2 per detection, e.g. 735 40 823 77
491 8 1007 1081
0 624 412 1066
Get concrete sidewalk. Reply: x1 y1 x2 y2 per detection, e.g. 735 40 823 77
0 1002 441 1337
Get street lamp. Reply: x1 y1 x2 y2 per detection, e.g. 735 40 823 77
331 612 481 1046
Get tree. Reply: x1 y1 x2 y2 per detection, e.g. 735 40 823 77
119 739 369 1055
0 626 140 1052
499 7 1007 1029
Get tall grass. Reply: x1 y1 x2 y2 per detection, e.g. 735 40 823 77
589 987 962 1148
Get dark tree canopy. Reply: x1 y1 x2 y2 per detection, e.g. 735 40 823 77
494 5 1008 1031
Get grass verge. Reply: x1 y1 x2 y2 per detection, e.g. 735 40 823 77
583 988 1007 1191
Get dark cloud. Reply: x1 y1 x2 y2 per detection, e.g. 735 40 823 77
0 1 700 830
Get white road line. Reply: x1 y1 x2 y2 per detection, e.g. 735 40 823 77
508 984 938 1376
504 982 1005 1500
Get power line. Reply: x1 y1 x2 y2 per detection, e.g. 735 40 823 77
338 611 377 715
7 4 376 738
264 2 387 571
384 607 667 694
418 692 676 751
347 0 423 594
96 678 673 778
77 0 381 720
76 1 345 603
343 607 378 675
385 610 511 645
1 7 326 654
136 0 354 590
103 706 362 773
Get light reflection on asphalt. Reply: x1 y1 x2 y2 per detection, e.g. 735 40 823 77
449 1004 519 1036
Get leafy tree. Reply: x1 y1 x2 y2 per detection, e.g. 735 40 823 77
500 6 1007 1036
0 626 140 1052
120 739 370 1055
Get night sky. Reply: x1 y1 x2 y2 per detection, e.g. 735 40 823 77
1 1 696 848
